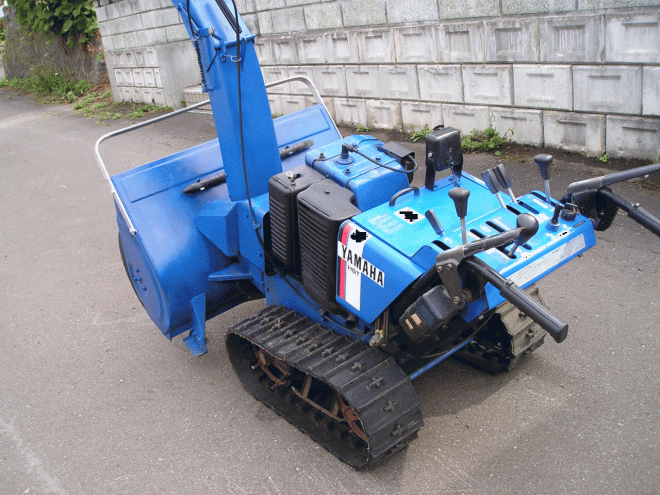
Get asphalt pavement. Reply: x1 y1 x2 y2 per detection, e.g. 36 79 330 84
1 88 659 495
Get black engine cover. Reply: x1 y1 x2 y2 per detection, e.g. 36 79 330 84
297 179 361 310
268 165 324 273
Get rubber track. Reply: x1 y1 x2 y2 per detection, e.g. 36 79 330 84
226 305 423 470
456 287 547 373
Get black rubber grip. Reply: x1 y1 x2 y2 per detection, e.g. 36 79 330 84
183 172 226 194
495 163 513 189
465 258 568 343
498 278 568 343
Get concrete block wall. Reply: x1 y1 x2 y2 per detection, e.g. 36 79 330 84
250 2 660 160
93 0 200 108
92 0 660 159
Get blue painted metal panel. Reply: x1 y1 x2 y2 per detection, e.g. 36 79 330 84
350 172 597 325
196 199 238 257
275 104 341 171
305 136 410 211
335 221 424 323
356 174 500 260
113 140 233 338
172 0 282 201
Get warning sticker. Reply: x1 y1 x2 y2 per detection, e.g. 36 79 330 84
337 223 385 311
509 234 586 287
395 207 423 224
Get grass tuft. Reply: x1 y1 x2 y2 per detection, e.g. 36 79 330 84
461 127 512 154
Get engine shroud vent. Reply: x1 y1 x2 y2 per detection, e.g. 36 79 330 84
297 180 361 310
268 165 324 273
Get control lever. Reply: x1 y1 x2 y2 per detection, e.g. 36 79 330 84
464 258 568 343
547 203 562 231
448 187 469 244
565 163 660 196
425 209 444 236
534 154 553 203
436 213 538 265
494 164 517 203
507 213 539 257
434 214 544 320
481 169 507 208
596 188 660 237
433 214 566 343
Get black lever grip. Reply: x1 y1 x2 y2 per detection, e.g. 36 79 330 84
514 213 539 245
449 187 470 218
534 154 553 181
481 169 502 194
494 163 513 189
183 172 227 194
425 209 444 235
465 258 569 343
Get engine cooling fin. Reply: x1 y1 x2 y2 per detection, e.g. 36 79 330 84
226 305 423 469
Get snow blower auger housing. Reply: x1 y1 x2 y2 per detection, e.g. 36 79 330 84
95 0 660 469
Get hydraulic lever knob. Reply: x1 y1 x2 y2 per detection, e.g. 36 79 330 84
449 186 469 218
507 213 539 257
534 154 553 202
449 187 470 244
535 154 553 180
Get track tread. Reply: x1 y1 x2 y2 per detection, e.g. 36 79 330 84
226 305 423 469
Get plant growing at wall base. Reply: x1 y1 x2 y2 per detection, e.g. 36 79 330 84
461 127 513 154
0 67 90 99
410 124 432 142
8 0 99 48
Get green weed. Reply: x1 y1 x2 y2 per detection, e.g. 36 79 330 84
125 104 172 119
461 127 512 154
2 70 172 121
410 124 432 143
1 68 90 101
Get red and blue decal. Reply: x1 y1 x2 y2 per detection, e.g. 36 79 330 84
337 222 385 311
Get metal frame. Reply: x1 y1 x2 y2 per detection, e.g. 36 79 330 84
94 76 335 236
265 76 340 137
94 99 213 235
